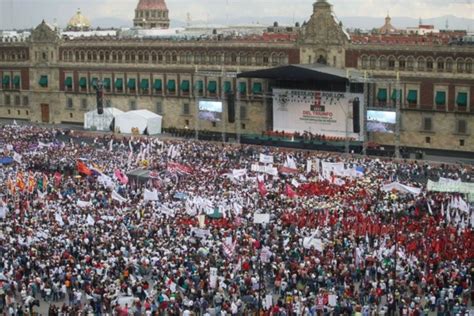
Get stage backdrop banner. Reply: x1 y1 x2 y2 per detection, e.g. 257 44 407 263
273 89 364 140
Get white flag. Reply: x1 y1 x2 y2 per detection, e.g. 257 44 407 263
306 160 312 174
427 200 433 215
13 152 22 163
77 200 92 208
112 191 127 203
109 139 114 152
55 213 64 226
87 214 95 226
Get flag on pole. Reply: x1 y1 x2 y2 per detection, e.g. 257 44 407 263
76 160 92 176
114 169 129 185
257 180 267 197
112 190 127 203
13 152 22 163
285 183 297 199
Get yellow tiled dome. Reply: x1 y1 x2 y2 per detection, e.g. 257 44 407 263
67 9 91 30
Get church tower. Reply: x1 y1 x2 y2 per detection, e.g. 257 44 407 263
300 0 349 68
133 0 170 29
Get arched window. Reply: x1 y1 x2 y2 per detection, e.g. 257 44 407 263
417 57 425 71
445 58 453 72
456 58 464 73
255 52 263 66
398 56 406 70
379 56 387 69
388 56 396 70
360 55 369 69
406 56 415 71
369 55 377 69
278 53 287 65
436 57 445 72
117 52 123 63
186 52 192 64
466 59 473 73
271 53 279 66
426 57 434 71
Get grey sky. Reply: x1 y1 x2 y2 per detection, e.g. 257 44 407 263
0 0 472 30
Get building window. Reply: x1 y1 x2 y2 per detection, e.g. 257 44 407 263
17 110 20 115
427 60 434 71
25 110 29 115
7 110 11 115
241 123 246 130
459 139 465 147
457 61 464 73
457 120 467 134
129 100 136 110
212 121 217 127
379 57 387 69
156 102 162 114
369 56 376 69
407 90 418 106
81 98 87 109
446 60 453 72
456 92 468 109
14 95 20 106
388 58 395 70
70 113 73 118
437 61 444 71
423 117 432 131
184 119 189 126
399 59 406 70
361 56 368 69
67 98 73 108
22 96 29 106
425 136 431 144
240 106 247 120
182 103 190 115
435 91 446 107
5 95 11 105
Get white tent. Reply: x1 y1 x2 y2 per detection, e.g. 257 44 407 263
84 107 124 131
115 110 162 135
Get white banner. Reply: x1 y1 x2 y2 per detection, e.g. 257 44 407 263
144 189 159 201
259 154 274 164
232 169 247 178
273 89 363 140
251 164 278 176
209 267 218 289
253 213 270 224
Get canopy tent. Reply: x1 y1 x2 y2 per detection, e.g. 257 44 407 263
84 107 124 131
238 63 362 83
115 110 162 135
127 168 153 183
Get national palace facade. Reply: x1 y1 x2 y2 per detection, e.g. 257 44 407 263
0 0 473 153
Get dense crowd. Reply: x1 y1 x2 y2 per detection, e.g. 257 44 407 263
0 124 473 316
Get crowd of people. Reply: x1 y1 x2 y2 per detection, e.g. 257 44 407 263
0 124 472 316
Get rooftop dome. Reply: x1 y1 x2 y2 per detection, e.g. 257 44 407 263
67 9 91 31
136 0 168 11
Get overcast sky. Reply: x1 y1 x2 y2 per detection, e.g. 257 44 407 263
0 0 472 30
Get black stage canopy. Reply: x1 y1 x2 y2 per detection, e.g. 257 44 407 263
238 63 356 84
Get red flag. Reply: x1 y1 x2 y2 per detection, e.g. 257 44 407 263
285 184 297 199
258 180 267 197
76 161 92 176
54 172 62 187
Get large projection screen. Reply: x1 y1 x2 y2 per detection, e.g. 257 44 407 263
367 110 396 133
198 100 223 122
272 89 364 140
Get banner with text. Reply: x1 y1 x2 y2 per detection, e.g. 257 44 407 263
273 89 364 140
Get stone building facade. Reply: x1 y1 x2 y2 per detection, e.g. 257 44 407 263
0 0 473 153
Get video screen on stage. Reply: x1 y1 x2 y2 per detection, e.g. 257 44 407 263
198 101 223 122
367 110 396 133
